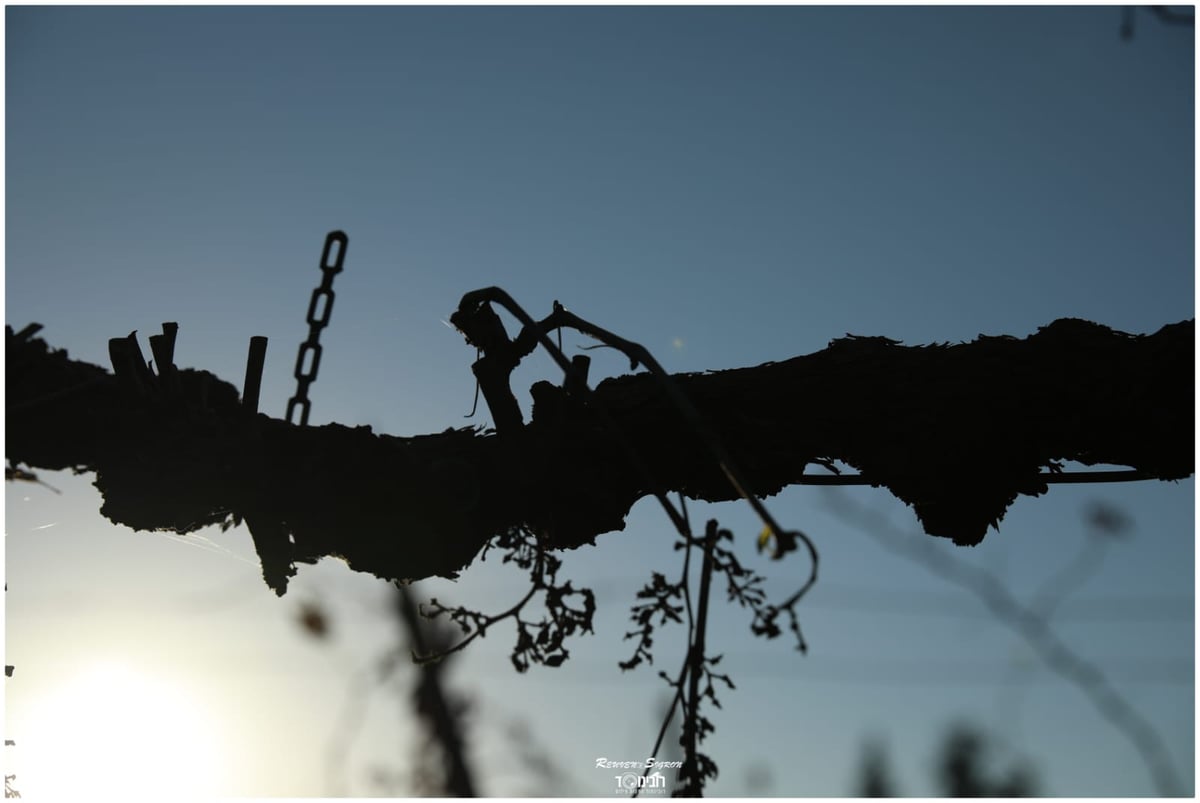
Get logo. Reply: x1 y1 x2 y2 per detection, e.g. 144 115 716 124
614 770 667 796
595 758 681 796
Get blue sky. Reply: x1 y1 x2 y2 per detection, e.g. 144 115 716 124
4 5 1194 797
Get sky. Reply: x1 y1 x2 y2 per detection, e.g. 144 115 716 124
3 5 1195 798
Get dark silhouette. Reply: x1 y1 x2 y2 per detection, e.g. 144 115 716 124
393 587 477 797
938 725 1037 797
5 311 1192 595
857 737 893 797
286 231 347 427
856 725 1037 797
5 241 1193 797
296 587 478 796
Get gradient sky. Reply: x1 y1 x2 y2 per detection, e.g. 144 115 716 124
4 5 1194 798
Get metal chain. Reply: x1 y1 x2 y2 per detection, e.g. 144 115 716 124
286 230 348 425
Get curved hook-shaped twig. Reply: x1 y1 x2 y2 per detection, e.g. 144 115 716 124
457 287 819 604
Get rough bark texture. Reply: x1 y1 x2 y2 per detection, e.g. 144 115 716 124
6 318 1193 595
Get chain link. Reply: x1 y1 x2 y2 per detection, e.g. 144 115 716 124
287 230 348 425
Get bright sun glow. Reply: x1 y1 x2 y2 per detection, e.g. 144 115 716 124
17 661 225 800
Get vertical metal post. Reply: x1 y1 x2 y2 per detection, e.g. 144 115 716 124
148 322 180 397
242 336 269 413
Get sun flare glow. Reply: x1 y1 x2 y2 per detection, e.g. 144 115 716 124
17 661 225 800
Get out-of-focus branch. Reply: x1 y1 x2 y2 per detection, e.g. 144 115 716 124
992 502 1132 762
823 489 1184 796
1121 5 1194 39
393 586 477 797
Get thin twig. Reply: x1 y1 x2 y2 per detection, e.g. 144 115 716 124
633 495 697 798
413 576 541 664
680 523 719 796
455 288 691 538
459 290 818 620
679 493 697 652
635 662 689 799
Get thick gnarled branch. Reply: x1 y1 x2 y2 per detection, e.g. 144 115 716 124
5 317 1193 594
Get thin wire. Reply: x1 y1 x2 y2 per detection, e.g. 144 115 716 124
157 531 260 567
581 577 1193 621
789 470 1156 485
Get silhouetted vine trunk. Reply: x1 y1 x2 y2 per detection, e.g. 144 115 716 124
6 318 1192 595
